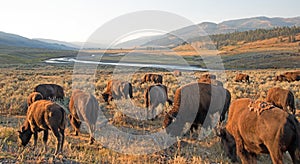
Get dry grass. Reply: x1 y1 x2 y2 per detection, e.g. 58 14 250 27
0 65 299 163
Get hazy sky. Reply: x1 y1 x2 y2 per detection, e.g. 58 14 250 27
0 0 299 42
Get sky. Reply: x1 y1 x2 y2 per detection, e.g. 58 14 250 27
0 0 299 43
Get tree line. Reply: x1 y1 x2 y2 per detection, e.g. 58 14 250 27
187 26 300 49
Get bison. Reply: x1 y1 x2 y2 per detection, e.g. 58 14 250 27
144 84 173 119
266 87 296 114
218 98 300 164
69 89 99 144
34 84 64 101
141 73 163 84
18 100 66 155
200 73 216 80
27 92 43 107
283 71 300 82
163 82 231 137
102 80 133 104
275 71 300 82
275 74 287 82
235 73 250 83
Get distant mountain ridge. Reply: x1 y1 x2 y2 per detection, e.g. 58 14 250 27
1 16 300 49
0 31 76 50
125 16 300 48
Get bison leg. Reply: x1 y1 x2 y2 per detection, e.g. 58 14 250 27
234 132 254 164
33 131 38 148
265 143 283 164
52 129 62 155
59 128 65 152
42 130 49 153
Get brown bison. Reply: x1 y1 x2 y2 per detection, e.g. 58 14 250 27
198 78 223 87
18 100 66 155
275 71 300 82
218 98 300 163
266 87 296 114
141 73 163 84
235 73 250 83
144 84 173 119
283 71 300 82
102 80 133 104
27 92 43 107
163 82 231 137
69 89 99 144
34 84 64 100
200 73 216 80
275 74 287 82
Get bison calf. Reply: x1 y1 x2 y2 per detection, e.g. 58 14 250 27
102 80 133 104
141 73 163 84
235 73 250 83
144 84 173 119
69 90 99 144
266 87 295 114
18 100 66 155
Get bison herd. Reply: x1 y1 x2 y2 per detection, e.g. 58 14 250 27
17 71 300 163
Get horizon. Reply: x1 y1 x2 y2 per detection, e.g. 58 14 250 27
0 0 300 43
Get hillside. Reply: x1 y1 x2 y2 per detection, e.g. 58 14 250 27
0 31 76 50
120 16 300 48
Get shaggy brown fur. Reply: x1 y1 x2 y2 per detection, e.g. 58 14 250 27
34 84 64 100
27 92 43 107
69 89 99 144
163 82 231 137
141 73 163 84
144 84 172 119
198 78 223 87
235 73 250 83
102 80 133 104
18 100 66 155
266 87 296 114
218 98 300 164
200 73 216 80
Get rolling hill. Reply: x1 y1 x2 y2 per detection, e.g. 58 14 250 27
0 31 76 50
119 16 300 48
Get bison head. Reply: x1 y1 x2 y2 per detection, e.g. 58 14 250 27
216 127 237 162
17 126 33 147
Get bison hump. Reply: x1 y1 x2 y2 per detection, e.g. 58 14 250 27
248 100 275 115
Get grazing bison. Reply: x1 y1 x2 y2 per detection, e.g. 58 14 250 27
163 82 231 137
275 71 300 82
235 73 250 83
198 78 223 87
218 98 300 164
27 92 43 107
18 100 66 155
102 80 133 104
69 89 99 144
266 87 295 114
275 74 287 82
283 71 300 82
200 73 216 80
34 84 64 100
144 84 173 119
141 73 163 84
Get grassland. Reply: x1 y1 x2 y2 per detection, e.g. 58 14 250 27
0 64 299 163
